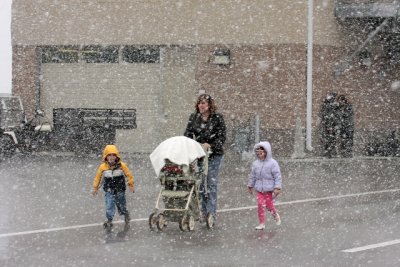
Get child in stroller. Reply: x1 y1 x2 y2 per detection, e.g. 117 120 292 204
148 136 213 231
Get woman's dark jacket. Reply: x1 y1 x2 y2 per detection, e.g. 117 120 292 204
184 113 226 158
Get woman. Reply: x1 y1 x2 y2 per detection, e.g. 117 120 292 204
184 93 226 224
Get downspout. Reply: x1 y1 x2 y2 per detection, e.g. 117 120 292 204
35 47 42 114
306 0 314 151
255 114 260 144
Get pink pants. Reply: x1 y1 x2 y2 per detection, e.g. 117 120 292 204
257 191 276 224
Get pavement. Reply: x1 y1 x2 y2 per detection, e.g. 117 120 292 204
0 153 399 266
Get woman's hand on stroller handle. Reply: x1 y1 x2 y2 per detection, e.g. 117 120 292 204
201 143 211 150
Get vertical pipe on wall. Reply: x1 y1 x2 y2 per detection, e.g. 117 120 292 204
306 0 314 151
35 47 42 113
255 114 260 144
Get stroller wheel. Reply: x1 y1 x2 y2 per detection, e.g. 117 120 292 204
157 214 166 231
179 215 188 232
206 213 215 229
188 215 195 231
148 213 157 231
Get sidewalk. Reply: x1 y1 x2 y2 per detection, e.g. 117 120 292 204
32 150 400 163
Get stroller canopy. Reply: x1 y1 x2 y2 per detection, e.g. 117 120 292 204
150 136 206 177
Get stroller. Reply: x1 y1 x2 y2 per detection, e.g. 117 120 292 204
148 136 214 231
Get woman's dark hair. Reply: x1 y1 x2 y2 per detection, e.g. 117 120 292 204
195 93 217 114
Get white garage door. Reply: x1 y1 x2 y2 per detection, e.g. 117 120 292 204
40 63 162 153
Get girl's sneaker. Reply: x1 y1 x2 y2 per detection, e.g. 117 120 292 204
274 213 281 225
255 223 265 230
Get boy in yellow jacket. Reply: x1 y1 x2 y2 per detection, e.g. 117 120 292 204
92 145 134 228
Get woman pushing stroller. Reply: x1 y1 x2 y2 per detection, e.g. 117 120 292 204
184 93 226 224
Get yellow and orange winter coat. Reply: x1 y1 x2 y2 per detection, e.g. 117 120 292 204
93 145 134 193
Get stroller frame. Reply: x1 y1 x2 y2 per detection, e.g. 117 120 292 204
149 155 211 232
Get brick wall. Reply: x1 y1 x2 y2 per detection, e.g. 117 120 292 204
196 44 400 157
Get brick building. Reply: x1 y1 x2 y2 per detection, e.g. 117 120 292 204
11 0 400 156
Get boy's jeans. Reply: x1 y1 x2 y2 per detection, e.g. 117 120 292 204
105 191 128 221
201 155 223 217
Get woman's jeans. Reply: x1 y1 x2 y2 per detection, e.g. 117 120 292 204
105 191 128 221
201 155 223 216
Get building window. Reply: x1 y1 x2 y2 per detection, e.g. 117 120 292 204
41 45 79 63
40 45 161 64
122 45 160 63
81 45 119 63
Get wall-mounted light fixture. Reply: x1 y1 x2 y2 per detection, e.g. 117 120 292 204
211 48 230 65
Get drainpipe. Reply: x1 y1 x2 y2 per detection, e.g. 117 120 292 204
255 114 260 144
35 47 42 115
306 0 314 151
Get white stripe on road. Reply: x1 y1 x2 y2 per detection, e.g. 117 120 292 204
0 218 147 238
217 188 400 212
0 188 399 239
342 239 400 253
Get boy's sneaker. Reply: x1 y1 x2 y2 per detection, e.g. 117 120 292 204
124 213 130 224
255 224 265 230
274 213 281 226
103 219 113 229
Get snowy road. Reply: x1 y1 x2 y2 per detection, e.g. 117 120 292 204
0 154 399 266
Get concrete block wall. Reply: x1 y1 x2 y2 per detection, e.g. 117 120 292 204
159 45 198 141
12 46 38 119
